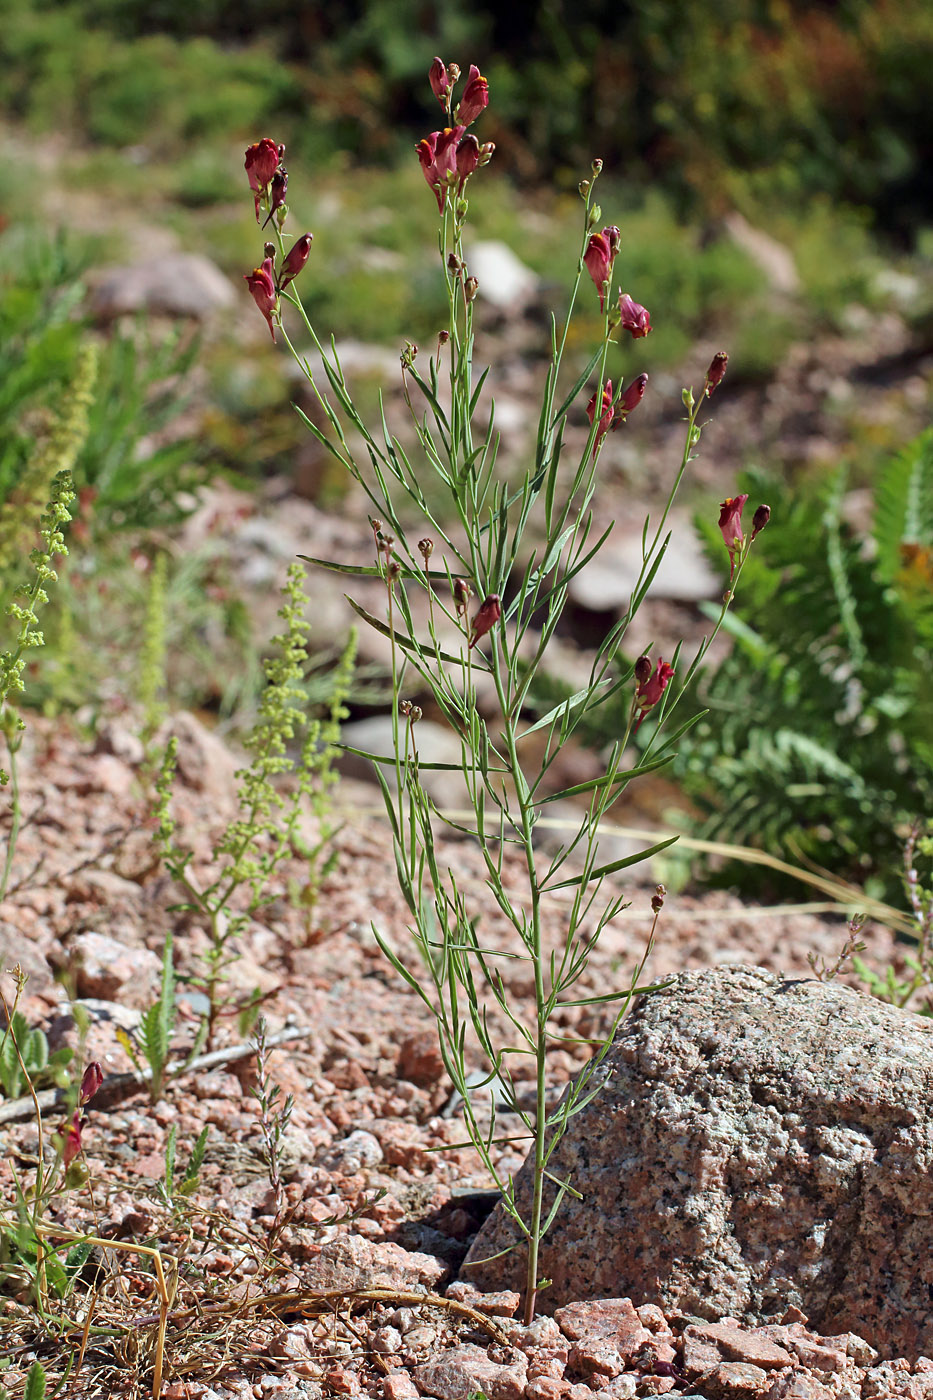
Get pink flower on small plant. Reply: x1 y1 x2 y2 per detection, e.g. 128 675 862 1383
62 1110 83 1167
244 257 278 341
456 65 489 125
618 293 651 339
584 226 620 311
634 655 674 732
719 493 749 578
469 593 501 649
245 139 284 222
417 127 465 211
455 133 481 191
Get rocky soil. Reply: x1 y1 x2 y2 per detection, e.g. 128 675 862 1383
0 710 927 1399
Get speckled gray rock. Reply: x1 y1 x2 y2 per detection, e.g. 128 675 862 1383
462 965 933 1357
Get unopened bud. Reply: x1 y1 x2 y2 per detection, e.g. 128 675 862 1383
634 655 652 684
370 517 383 536
464 276 478 302
264 242 276 260
437 329 450 346
704 350 728 397
751 504 771 539
651 883 667 913
448 62 461 82
591 158 603 176
410 705 423 722
587 204 602 229
387 561 401 580
478 141 495 165
453 578 473 615
400 341 418 370
399 698 412 716
79 1062 104 1105
579 180 590 199
418 537 434 559
447 252 462 273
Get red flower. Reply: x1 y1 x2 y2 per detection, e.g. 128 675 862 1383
586 379 614 452
416 127 465 211
280 233 313 288
705 351 729 397
63 1110 83 1167
584 226 620 311
429 57 451 106
245 139 284 222
455 133 481 191
79 1062 104 1106
244 257 278 341
468 593 501 649
618 292 651 339
617 372 648 419
719 493 749 578
457 65 489 125
634 656 674 731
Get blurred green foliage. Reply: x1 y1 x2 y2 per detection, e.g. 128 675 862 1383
3 0 932 236
671 431 933 903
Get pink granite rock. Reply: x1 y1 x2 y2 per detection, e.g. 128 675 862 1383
413 1343 527 1400
462 966 933 1357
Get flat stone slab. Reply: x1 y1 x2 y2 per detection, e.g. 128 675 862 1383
462 965 933 1357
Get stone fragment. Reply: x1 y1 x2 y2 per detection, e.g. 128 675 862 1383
302 1234 446 1292
447 1280 522 1317
396 1028 445 1087
413 1343 527 1400
523 1379 564 1400
705 1362 770 1398
320 1130 384 1173
464 966 933 1357
682 1329 724 1380
383 1376 419 1400
692 1323 794 1369
63 931 160 1004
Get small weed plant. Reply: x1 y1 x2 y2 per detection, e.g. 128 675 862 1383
240 62 768 1320
155 561 355 1051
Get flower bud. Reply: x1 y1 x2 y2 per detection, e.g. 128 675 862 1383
437 329 450 346
464 276 478 302
591 158 603 176
453 578 473 616
264 241 276 260
429 57 450 105
587 203 603 229
79 1062 104 1106
704 350 729 397
262 167 288 230
399 698 412 716
447 252 462 273
478 141 495 166
62 1110 83 1167
634 655 653 684
280 232 313 288
651 884 667 913
410 705 423 722
456 133 481 189
579 180 590 198
617 373 648 419
418 537 434 559
448 62 461 82
469 593 502 649
751 504 771 540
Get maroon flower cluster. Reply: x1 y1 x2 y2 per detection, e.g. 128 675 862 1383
586 373 649 451
418 60 494 212
719 494 771 578
61 1061 104 1169
242 141 313 341
633 655 674 733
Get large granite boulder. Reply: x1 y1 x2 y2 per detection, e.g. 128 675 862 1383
462 965 933 1357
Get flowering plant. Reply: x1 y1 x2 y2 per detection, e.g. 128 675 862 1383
240 62 766 1321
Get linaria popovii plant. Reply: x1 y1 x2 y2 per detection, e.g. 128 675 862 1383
240 62 768 1321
